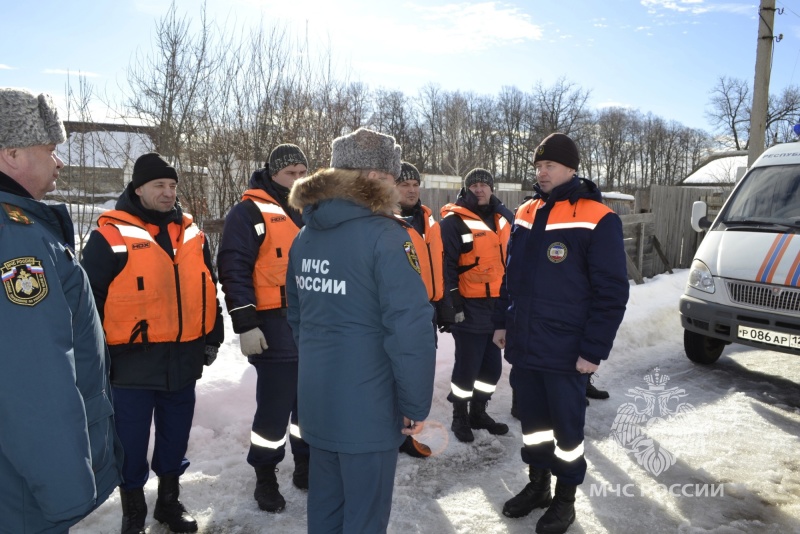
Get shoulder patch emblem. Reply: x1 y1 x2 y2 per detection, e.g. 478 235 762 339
2 257 48 306
547 242 568 264
2 203 32 224
403 241 422 274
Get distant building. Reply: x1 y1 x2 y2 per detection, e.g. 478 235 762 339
57 121 156 198
679 153 747 187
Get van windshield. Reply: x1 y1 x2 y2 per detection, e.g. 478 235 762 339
717 165 800 228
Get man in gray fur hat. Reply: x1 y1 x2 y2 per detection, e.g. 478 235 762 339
0 88 123 532
287 128 435 534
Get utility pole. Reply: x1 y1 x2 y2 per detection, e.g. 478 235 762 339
747 0 776 167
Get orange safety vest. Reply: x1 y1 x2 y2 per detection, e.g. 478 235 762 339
441 204 510 299
96 210 217 346
242 188 301 310
514 197 614 231
397 205 444 302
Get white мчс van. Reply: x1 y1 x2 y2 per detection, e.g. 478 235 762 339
680 141 800 364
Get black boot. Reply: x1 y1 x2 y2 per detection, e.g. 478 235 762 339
469 400 509 435
119 487 147 534
502 466 552 518
535 480 577 534
399 435 432 458
153 475 198 533
292 455 309 490
254 465 286 512
451 401 474 443
586 373 609 400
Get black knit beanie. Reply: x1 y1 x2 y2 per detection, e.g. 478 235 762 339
131 152 178 188
533 133 580 170
396 161 420 184
267 143 308 176
464 168 494 191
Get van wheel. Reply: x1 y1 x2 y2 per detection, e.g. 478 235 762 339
684 330 725 364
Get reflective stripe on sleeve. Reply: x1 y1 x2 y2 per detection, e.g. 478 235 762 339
290 424 302 439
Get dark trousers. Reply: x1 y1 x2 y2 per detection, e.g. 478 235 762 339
113 382 196 490
307 446 398 534
247 360 309 467
448 330 502 403
511 367 589 485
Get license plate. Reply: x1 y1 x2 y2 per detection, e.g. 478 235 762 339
737 325 800 349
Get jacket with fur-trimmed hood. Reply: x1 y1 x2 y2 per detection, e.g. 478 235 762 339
286 168 436 454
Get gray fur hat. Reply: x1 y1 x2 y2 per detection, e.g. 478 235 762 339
330 128 401 178
0 88 66 149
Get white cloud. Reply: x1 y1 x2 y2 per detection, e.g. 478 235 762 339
243 1 542 55
0 64 13 70
640 0 754 16
400 2 542 53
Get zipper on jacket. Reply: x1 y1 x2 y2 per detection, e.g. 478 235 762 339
174 264 183 342
201 272 207 337
426 242 437 299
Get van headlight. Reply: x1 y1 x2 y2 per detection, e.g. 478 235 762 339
687 260 715 294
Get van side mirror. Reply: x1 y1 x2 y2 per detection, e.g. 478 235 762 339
691 201 712 232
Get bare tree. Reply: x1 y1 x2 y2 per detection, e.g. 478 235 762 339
765 85 800 146
416 84 444 173
706 76 751 150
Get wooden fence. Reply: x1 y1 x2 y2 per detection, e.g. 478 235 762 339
649 185 731 271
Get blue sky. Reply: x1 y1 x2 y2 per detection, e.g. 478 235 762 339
2 0 799 132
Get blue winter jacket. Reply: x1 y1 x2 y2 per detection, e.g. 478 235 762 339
498 176 629 373
286 169 436 454
0 173 123 533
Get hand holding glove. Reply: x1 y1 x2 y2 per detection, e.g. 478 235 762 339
436 302 464 333
239 328 268 356
204 345 219 366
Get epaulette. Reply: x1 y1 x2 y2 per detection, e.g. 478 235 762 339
1 203 33 224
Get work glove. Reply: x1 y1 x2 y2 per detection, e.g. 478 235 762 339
204 345 219 366
436 302 464 333
240 327 268 356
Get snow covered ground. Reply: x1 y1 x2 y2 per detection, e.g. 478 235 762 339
73 271 800 534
